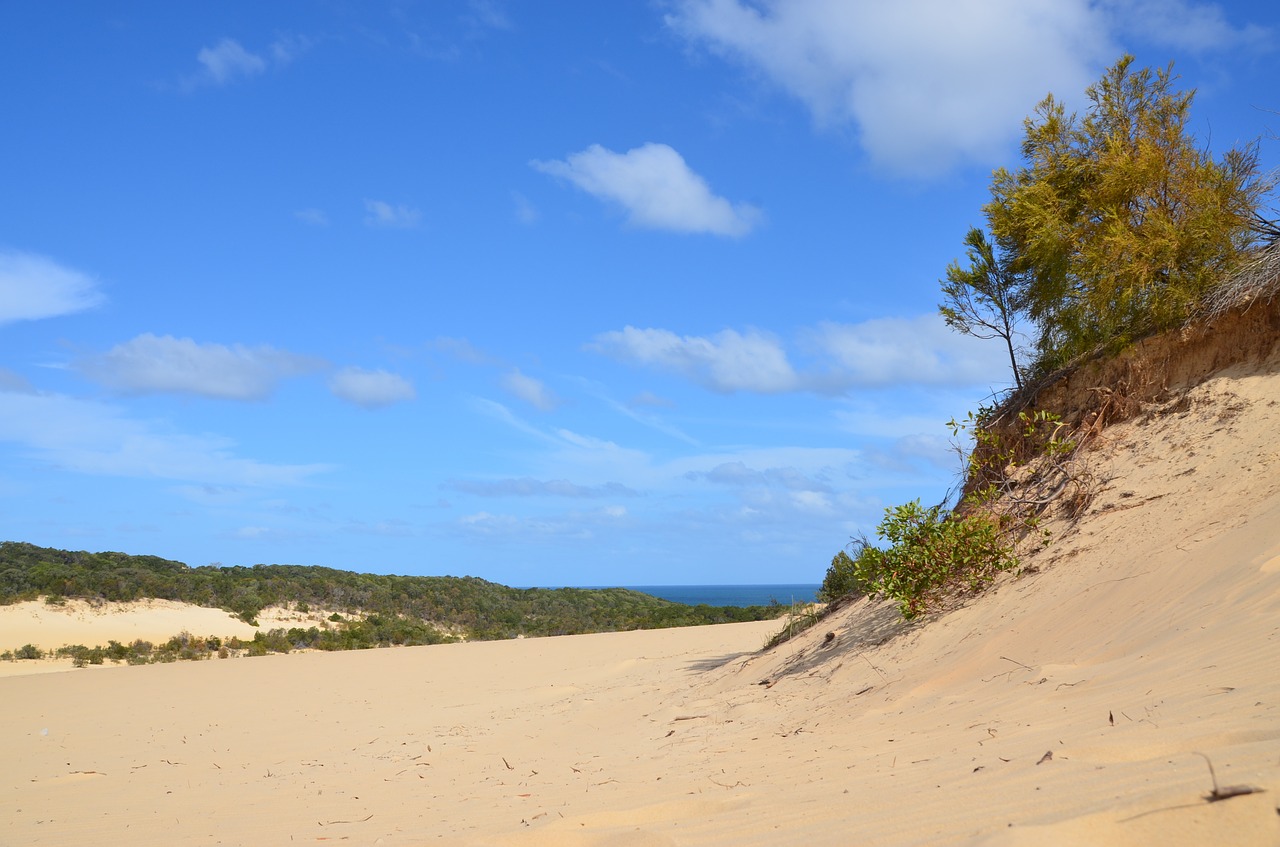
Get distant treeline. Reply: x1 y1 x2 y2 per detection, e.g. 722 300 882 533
0 542 783 642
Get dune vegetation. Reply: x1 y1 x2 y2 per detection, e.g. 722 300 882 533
818 55 1278 621
0 542 785 663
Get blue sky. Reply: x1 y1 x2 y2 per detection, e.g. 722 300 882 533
2 1 1277 586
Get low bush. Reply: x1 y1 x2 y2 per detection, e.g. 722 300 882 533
824 499 1017 620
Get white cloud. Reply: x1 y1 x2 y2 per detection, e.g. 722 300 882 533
1101 0 1270 52
501 369 560 410
806 314 1008 388
591 326 796 393
328 367 416 409
0 249 104 324
0 391 329 486
269 34 313 65
364 199 422 229
593 314 1010 394
76 333 323 400
532 143 761 236
187 35 309 89
666 0 1116 176
197 38 267 85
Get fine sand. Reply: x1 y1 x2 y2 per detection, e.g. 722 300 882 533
4 360 1280 844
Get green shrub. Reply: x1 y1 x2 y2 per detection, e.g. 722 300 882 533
852 500 1017 619
15 643 43 660
819 544 877 602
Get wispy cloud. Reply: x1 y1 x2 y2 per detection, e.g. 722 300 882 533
501 368 560 410
804 315 1005 388
630 391 674 409
666 0 1117 176
0 392 330 487
431 336 501 366
592 314 1009 394
0 249 104 324
0 367 35 394
364 199 422 229
532 142 761 236
687 460 833 493
268 33 313 65
187 35 310 89
466 0 514 31
469 397 561 445
512 191 539 224
294 208 330 226
196 38 267 85
452 503 630 544
1101 0 1270 52
328 367 416 409
590 326 797 393
600 393 698 445
445 477 637 498
76 333 324 400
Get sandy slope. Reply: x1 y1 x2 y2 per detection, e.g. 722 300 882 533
0 600 351 677
3 349 1279 844
0 599 254 651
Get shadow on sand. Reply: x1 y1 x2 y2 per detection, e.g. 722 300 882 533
685 597 915 683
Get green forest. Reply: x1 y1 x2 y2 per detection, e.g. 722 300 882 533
0 541 786 662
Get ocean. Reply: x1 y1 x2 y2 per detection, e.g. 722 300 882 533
621 584 820 607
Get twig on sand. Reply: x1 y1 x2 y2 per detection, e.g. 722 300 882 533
319 814 373 826
860 653 888 682
1194 752 1264 802
1000 656 1034 671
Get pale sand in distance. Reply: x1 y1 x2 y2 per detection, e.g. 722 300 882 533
3 360 1279 845
0 600 348 677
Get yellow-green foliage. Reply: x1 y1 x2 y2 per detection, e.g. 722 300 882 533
986 55 1270 372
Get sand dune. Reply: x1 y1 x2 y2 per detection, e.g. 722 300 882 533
0 599 254 654
0 599 351 677
3 338 1280 844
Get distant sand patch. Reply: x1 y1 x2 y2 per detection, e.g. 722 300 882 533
0 598 258 654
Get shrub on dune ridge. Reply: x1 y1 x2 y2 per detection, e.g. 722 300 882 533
822 501 1017 620
816 55 1276 625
